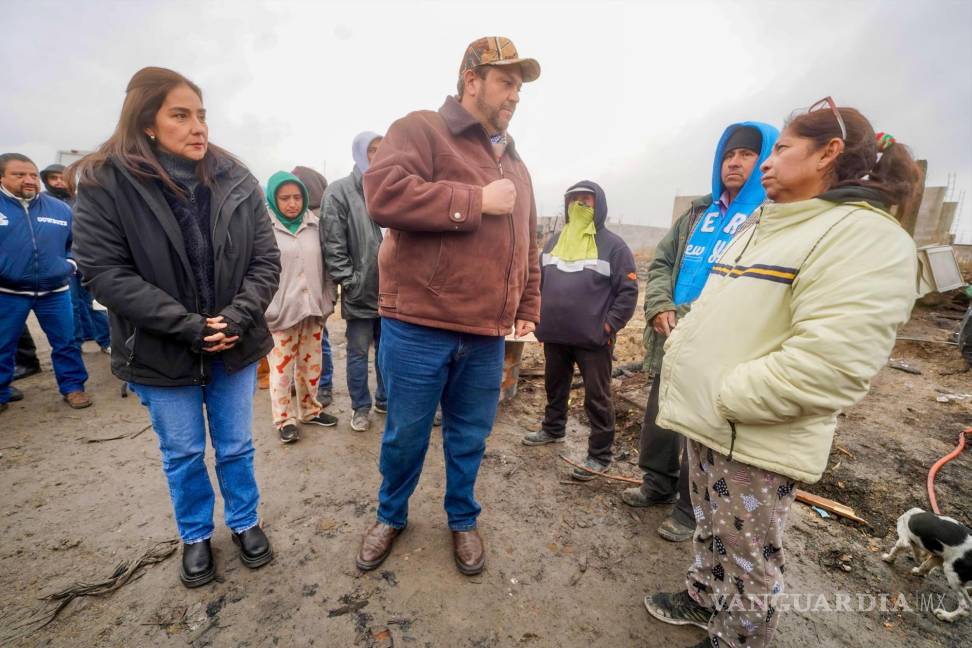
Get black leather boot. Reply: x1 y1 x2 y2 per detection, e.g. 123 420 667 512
232 525 273 568
180 539 215 588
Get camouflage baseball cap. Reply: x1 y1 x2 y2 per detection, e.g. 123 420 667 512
459 36 540 83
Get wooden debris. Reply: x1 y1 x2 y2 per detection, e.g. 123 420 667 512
834 445 855 460
888 359 922 375
896 335 958 346
558 455 641 484
795 490 868 525
4 540 178 641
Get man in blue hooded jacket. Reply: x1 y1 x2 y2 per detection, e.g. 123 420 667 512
622 123 778 544
523 180 639 479
321 132 387 432
0 153 90 412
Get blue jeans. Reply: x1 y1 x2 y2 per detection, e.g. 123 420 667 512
0 291 88 403
69 274 110 349
346 317 386 411
319 323 333 391
376 318 503 531
129 361 261 543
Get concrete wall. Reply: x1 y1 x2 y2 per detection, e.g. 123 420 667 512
953 244 972 267
940 202 958 243
610 224 669 253
672 195 706 224
913 186 947 246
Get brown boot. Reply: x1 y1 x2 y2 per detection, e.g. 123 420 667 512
356 521 404 571
452 529 485 575
64 391 92 409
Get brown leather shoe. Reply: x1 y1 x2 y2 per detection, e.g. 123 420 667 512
64 391 92 409
356 521 404 571
452 529 485 575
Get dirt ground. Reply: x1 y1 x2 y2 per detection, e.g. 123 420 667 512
1 280 970 647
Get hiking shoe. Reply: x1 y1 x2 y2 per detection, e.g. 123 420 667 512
572 457 609 481
306 412 338 427
64 391 92 409
522 429 565 446
351 408 371 432
374 401 388 414
9 386 24 402
278 424 300 443
622 487 678 508
433 408 443 427
644 590 713 630
657 514 695 543
317 388 333 407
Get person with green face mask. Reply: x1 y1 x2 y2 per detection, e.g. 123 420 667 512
263 171 338 444
524 180 639 480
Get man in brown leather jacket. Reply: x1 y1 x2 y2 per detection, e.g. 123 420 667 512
356 36 541 576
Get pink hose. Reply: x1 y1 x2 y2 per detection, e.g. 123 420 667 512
927 427 971 514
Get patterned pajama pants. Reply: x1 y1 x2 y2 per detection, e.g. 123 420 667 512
684 440 797 648
269 317 324 429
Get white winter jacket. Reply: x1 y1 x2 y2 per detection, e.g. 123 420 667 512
656 195 919 483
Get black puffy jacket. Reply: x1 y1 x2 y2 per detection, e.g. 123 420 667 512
72 156 280 386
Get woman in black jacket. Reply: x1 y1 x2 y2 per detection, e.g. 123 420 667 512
71 67 281 588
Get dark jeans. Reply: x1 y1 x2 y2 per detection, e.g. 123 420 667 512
541 342 615 464
376 318 503 531
639 376 694 528
346 317 386 411
15 327 40 372
320 324 333 391
0 291 88 403
69 274 110 349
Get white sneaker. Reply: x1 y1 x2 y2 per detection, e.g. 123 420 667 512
351 408 371 432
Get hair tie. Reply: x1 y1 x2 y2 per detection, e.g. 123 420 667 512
876 132 895 152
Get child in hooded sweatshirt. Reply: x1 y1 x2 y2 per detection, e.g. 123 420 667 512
264 171 338 443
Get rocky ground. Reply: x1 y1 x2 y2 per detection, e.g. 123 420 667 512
1 280 969 647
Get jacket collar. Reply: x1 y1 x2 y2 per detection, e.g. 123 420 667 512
438 96 521 161
270 209 319 236
757 197 893 238
1 184 36 209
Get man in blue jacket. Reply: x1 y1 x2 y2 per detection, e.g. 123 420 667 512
623 123 778 545
523 180 639 479
0 153 90 412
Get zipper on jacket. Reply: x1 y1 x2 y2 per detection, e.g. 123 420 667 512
126 328 138 367
727 420 738 461
21 201 41 295
495 156 516 329
733 207 763 263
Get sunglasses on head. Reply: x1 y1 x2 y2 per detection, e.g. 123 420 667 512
808 96 847 140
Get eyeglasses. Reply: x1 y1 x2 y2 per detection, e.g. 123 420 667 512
808 96 847 140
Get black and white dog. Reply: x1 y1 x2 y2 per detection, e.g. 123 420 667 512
882 507 972 622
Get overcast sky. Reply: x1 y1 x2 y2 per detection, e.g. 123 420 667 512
3 0 971 238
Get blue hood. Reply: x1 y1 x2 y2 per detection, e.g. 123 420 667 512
352 131 382 174
709 121 779 212
671 121 779 307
